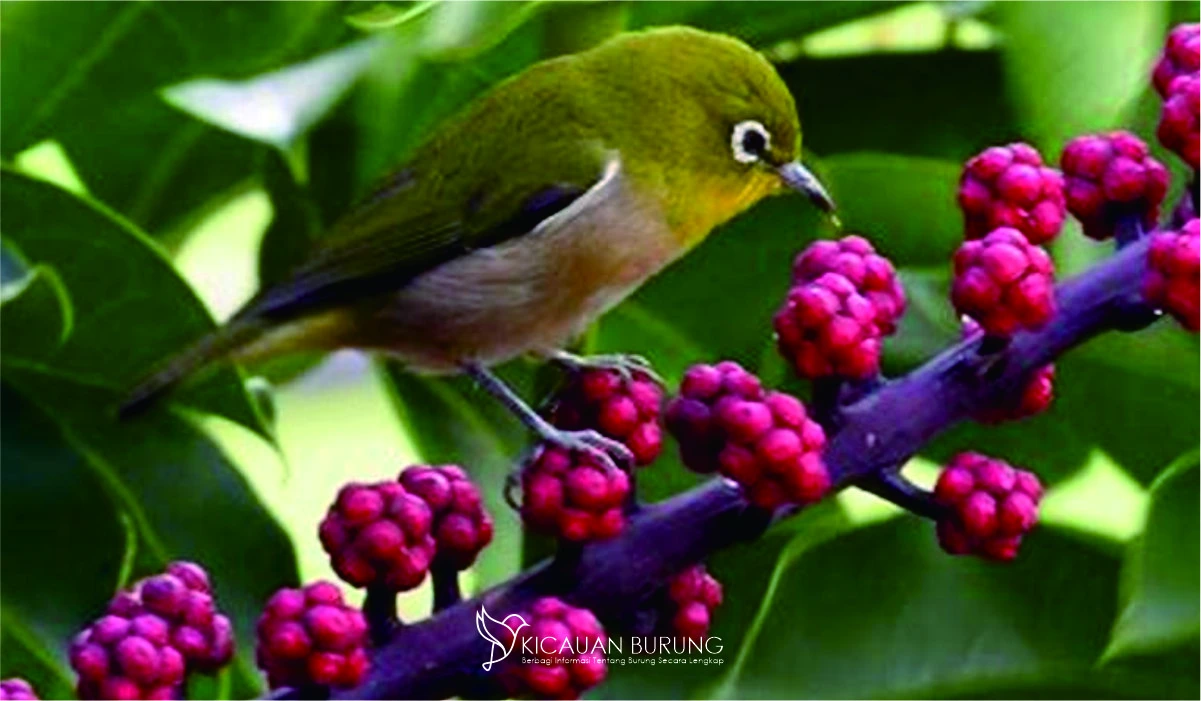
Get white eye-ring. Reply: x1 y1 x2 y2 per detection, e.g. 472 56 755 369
731 120 771 164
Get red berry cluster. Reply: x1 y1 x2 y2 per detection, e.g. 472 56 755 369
1060 132 1170 240
958 143 1067 244
544 368 664 466
962 320 1055 423
500 597 607 700
933 453 1043 561
790 235 906 334
256 581 369 690
1144 218 1200 332
664 565 723 641
774 271 884 379
951 227 1055 337
319 480 437 591
665 362 829 510
399 465 494 569
521 446 630 541
0 680 36 701
1158 73 1199 170
70 562 232 700
1153 23 1199 97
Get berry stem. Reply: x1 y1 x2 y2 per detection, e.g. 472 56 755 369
852 470 947 521
810 377 845 430
431 562 462 612
1114 212 1146 248
363 586 400 647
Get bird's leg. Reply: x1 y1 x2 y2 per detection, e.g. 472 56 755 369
462 362 633 472
548 349 663 383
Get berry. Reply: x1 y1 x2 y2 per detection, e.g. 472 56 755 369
962 320 1055 422
791 235 907 334
544 368 665 467
933 453 1043 561
71 561 233 699
499 598 606 700
400 464 494 568
665 362 830 510
1158 74 1200 170
951 227 1055 337
319 481 437 590
1152 23 1200 97
520 446 629 541
958 143 1066 244
663 565 723 641
0 679 38 701
1144 218 1200 332
1061 132 1171 239
774 272 883 379
256 581 369 690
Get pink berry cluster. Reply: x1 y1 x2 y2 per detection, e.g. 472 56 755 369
499 597 607 700
544 368 664 467
951 227 1056 337
255 581 369 690
1154 24 1199 169
400 465 495 569
0 680 36 701
1060 131 1169 240
663 565 723 641
1144 218 1200 333
665 362 829 510
319 479 438 591
520 446 630 541
933 453 1044 561
958 143 1067 244
70 562 232 700
773 236 906 380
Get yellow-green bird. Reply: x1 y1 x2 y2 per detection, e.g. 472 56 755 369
122 26 835 469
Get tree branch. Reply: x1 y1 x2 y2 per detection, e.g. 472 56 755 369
271 235 1158 700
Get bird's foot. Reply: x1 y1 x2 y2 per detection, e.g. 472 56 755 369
535 424 634 474
549 350 662 384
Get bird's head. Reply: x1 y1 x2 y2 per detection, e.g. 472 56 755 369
578 27 835 234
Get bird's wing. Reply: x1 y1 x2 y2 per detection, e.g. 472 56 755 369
236 95 608 324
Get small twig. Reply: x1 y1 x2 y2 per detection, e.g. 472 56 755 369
363 585 400 647
1114 211 1146 248
810 377 844 430
853 470 947 521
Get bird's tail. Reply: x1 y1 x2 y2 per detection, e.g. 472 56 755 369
118 321 264 419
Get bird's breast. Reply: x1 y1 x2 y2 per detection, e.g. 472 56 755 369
361 166 679 372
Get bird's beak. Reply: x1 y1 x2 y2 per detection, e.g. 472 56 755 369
777 161 836 214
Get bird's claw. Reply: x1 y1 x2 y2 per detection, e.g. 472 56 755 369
550 351 663 384
540 426 633 473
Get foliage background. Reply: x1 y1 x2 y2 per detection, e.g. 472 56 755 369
1 1 1198 698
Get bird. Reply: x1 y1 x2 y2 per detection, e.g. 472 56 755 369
120 26 836 470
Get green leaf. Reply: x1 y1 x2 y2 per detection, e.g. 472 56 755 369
627 1 907 46
992 1 1170 154
820 153 963 267
1106 451 1200 660
0 168 268 438
779 48 1016 162
345 2 436 32
710 518 1191 698
162 38 385 151
0 386 127 699
0 265 73 359
1 1 351 235
416 0 544 61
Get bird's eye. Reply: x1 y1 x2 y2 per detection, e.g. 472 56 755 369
731 120 771 164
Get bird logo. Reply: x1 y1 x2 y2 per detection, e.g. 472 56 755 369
476 605 529 671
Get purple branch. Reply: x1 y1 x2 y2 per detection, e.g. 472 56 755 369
273 236 1157 700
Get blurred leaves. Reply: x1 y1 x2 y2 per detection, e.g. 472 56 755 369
627 1 905 46
992 1 1169 154
1106 451 1200 660
1 171 299 696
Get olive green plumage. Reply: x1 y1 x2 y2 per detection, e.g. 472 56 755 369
121 26 831 416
